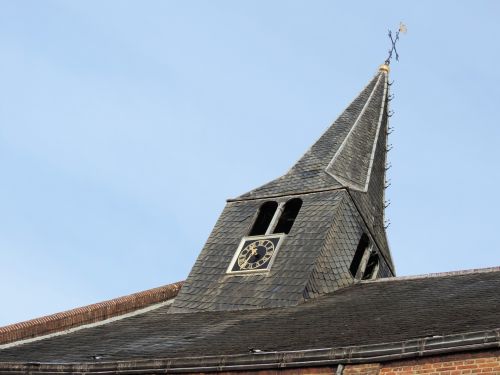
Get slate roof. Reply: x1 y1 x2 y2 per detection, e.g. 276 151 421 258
1 268 498 365
236 68 393 271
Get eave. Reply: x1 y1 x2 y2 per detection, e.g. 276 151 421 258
1 328 498 374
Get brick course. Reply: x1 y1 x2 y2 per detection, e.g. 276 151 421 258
0 281 182 345
373 350 499 375
344 364 381 375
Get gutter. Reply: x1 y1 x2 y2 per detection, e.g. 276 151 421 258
0 329 499 374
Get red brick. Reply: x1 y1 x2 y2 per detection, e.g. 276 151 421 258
0 281 183 345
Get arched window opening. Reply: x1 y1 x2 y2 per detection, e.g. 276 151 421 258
349 234 370 277
249 201 278 236
273 198 302 234
362 252 379 280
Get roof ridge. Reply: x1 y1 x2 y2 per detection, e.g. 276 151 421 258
325 72 386 191
362 266 500 284
0 281 183 345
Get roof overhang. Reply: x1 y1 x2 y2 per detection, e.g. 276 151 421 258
1 328 498 374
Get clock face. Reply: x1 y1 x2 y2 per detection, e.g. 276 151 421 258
228 235 283 274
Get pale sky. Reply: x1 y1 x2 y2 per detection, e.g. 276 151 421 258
1 0 499 326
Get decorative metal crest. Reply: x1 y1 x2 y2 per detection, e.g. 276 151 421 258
385 22 407 65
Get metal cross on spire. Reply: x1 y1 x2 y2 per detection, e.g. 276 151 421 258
385 22 407 65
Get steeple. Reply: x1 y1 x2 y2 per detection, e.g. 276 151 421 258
170 65 395 313
237 64 393 271
240 65 389 199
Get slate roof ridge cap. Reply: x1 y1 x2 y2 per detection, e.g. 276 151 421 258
362 71 389 192
0 281 183 346
344 189 395 273
361 266 500 284
0 299 178 351
325 72 385 191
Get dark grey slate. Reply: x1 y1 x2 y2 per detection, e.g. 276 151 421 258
326 73 386 190
1 269 498 363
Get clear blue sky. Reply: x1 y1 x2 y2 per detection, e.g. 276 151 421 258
1 1 499 326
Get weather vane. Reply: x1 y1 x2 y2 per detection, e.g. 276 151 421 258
385 22 407 65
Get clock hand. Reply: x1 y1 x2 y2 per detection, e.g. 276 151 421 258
241 247 259 269
240 255 251 270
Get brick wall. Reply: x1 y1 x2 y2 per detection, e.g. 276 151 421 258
377 350 500 375
344 364 381 375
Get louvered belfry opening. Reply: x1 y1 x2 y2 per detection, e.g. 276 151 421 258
362 252 380 280
248 201 278 236
350 234 370 277
273 198 302 235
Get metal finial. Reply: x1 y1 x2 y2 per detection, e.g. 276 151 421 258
385 22 407 65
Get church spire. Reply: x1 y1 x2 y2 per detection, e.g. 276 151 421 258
326 66 388 191
236 66 393 271
170 64 396 313
238 66 390 199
